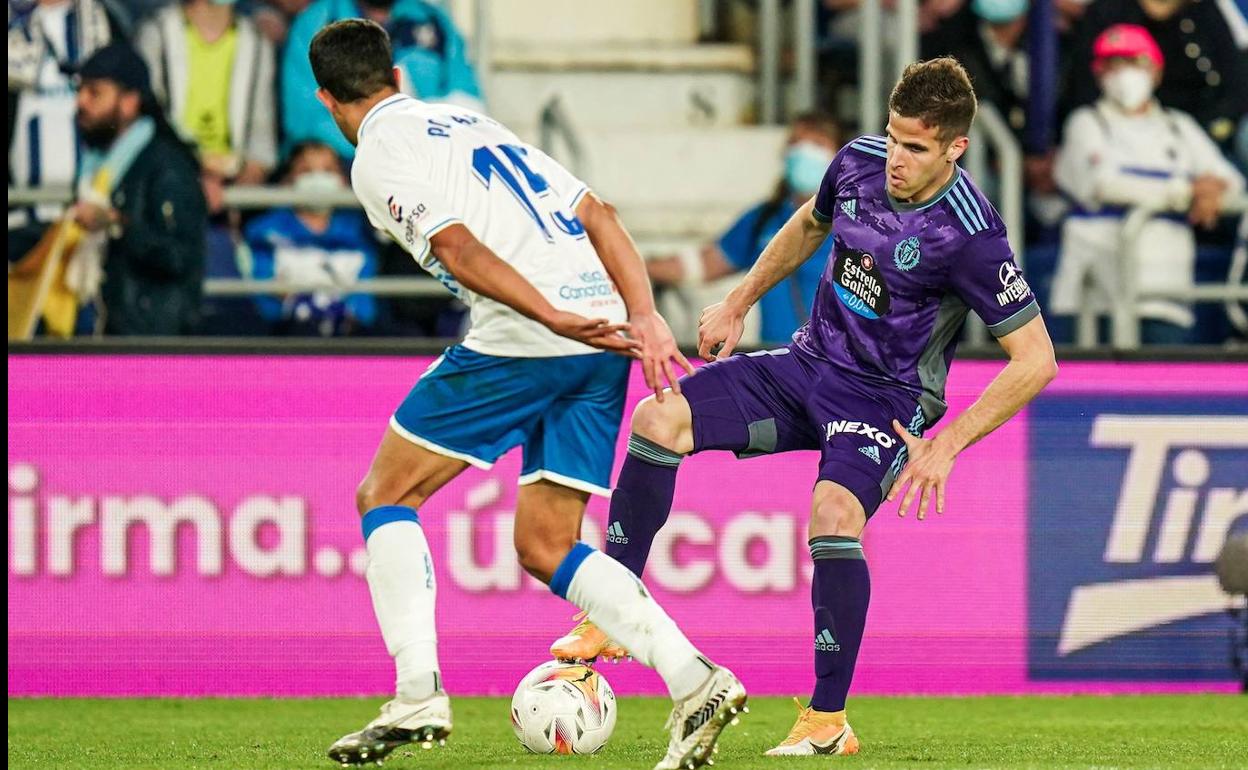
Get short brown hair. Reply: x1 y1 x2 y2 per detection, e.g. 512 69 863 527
309 19 397 102
888 57 977 142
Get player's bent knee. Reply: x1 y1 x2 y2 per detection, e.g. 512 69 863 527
630 395 692 454
810 491 867 538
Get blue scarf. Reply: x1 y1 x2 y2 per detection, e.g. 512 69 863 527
77 116 156 199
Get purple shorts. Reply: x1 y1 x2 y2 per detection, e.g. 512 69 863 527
680 346 925 515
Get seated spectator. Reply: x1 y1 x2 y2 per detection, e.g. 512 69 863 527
240 141 378 336
136 0 278 215
9 0 120 258
646 112 840 346
282 0 483 159
1064 0 1248 149
1051 25 1245 344
72 44 206 335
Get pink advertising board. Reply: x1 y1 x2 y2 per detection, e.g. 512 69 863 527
8 354 1246 697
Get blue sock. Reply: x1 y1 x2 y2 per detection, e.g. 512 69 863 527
809 536 870 712
605 434 682 576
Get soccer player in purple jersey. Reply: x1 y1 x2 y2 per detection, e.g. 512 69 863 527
551 58 1058 755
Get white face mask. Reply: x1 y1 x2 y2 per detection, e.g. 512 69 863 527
1103 66 1154 112
293 170 344 214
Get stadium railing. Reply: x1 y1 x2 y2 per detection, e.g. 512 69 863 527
1074 194 1248 350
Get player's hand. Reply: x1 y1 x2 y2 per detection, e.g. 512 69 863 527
696 300 746 362
628 311 694 402
886 420 958 520
545 311 640 355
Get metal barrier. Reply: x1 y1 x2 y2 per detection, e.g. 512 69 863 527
757 0 819 123
1098 195 1248 349
858 0 919 135
538 95 587 180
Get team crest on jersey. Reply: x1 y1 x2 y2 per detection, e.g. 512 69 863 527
893 236 921 272
833 241 891 320
387 196 403 223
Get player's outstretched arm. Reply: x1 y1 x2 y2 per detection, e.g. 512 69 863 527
697 197 831 361
887 315 1058 519
577 192 693 400
429 223 640 356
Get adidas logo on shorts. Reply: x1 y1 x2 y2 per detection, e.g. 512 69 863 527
815 628 841 652
858 445 881 464
606 521 629 545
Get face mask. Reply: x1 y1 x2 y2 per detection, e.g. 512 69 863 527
293 170 344 214
971 0 1028 23
1103 66 1154 112
783 141 835 195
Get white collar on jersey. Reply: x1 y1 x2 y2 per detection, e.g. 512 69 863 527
357 93 412 142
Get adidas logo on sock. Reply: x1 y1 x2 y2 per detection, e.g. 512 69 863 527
841 199 857 220
606 521 629 545
858 445 881 464
815 628 841 652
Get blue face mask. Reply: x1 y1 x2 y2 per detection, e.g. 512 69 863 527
971 0 1028 23
784 142 835 195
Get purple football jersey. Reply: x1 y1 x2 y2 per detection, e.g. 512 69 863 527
796 134 1039 421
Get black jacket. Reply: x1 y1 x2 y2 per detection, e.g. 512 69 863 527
1064 0 1248 146
101 126 206 335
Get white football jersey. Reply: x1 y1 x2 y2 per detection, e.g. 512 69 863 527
351 95 626 357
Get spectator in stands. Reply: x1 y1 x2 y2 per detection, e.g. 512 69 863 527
645 112 840 345
8 0 121 258
136 0 277 215
251 0 312 47
1052 24 1244 344
1065 0 1248 149
281 0 483 159
71 43 207 335
922 0 1030 137
239 141 378 336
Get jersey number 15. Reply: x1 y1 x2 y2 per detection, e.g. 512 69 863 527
471 144 586 244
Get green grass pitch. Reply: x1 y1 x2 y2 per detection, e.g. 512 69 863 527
8 695 1247 769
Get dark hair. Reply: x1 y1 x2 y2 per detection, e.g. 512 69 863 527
790 110 841 146
309 19 397 102
888 57 977 142
270 140 345 183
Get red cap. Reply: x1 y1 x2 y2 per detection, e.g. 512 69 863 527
1093 24 1164 73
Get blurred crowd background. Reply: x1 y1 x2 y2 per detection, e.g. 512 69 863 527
8 0 1248 347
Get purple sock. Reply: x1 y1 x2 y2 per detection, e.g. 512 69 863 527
604 434 682 576
809 536 870 712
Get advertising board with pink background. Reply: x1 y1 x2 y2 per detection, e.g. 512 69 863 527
8 355 1246 697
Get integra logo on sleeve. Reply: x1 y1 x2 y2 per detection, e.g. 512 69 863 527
995 262 1031 306
833 244 891 319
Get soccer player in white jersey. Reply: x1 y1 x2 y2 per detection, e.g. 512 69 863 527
308 20 746 769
